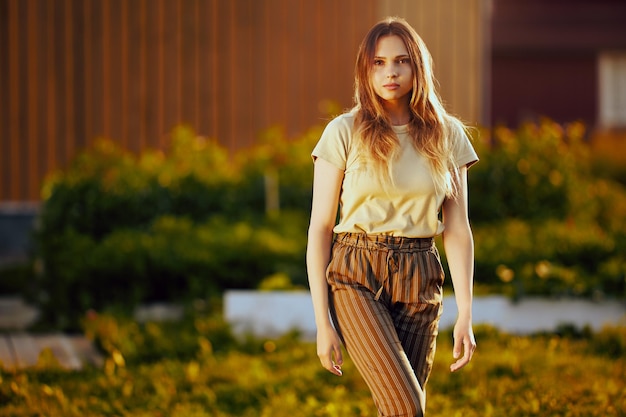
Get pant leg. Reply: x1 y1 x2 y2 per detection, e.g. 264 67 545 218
390 247 444 387
330 286 426 416
394 309 439 389
327 237 426 417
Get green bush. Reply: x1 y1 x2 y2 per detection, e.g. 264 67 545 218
469 218 624 298
588 322 626 359
464 119 626 298
33 213 308 329
30 118 626 330
33 126 316 329
469 120 591 223
235 124 320 213
39 129 242 239
0 261 35 295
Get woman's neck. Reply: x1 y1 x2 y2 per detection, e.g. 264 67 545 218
382 100 411 126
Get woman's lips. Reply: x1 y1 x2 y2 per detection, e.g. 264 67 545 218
383 83 400 90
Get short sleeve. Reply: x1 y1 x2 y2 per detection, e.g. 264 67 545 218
450 121 479 169
311 114 354 171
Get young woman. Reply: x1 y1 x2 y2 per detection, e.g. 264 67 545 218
306 17 478 416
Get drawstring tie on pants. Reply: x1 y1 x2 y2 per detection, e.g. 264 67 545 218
374 249 397 301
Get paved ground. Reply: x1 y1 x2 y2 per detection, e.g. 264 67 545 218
0 297 103 370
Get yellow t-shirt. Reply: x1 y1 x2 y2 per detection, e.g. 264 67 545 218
312 112 478 238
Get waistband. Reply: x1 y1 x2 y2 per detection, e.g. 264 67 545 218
333 232 434 252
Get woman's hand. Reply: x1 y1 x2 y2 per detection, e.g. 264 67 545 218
450 318 476 372
317 325 344 376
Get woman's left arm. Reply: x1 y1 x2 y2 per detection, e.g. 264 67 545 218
442 165 477 372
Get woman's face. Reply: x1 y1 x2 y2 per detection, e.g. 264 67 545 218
370 35 413 105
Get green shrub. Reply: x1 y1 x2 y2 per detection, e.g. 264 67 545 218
30 118 626 330
33 213 308 329
33 124 317 329
469 120 591 223
588 323 626 359
235 124 319 214
468 218 625 298
39 129 241 240
0 261 35 295
463 119 626 299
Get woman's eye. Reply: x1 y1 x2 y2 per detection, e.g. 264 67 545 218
373 59 384 66
399 58 410 64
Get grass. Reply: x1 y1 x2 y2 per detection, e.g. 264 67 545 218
0 311 625 416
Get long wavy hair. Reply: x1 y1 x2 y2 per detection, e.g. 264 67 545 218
353 17 465 197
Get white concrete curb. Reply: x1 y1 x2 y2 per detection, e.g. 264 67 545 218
224 290 626 340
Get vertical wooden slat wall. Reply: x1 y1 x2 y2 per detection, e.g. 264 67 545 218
380 0 489 124
0 0 485 202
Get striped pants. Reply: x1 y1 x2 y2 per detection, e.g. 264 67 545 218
327 233 444 417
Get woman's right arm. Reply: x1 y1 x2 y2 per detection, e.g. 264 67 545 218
306 157 345 376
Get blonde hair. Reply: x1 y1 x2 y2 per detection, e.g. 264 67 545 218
353 16 464 197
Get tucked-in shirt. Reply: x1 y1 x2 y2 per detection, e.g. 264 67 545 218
311 112 478 237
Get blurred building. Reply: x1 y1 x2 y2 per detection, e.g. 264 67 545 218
0 0 487 203
1 0 625 260
491 0 626 128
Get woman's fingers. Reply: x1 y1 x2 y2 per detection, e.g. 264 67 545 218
450 333 476 372
317 330 344 376
319 351 343 376
332 344 343 375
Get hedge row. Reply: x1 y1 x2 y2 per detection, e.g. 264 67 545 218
32 126 317 328
25 119 626 329
464 120 626 299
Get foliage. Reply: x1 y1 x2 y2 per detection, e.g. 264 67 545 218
469 218 625 298
28 118 626 330
469 121 589 222
463 119 626 298
1 312 625 416
589 129 626 187
0 261 34 295
40 127 253 240
33 212 308 330
33 125 317 330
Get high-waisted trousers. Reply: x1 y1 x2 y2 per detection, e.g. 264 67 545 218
327 233 444 417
